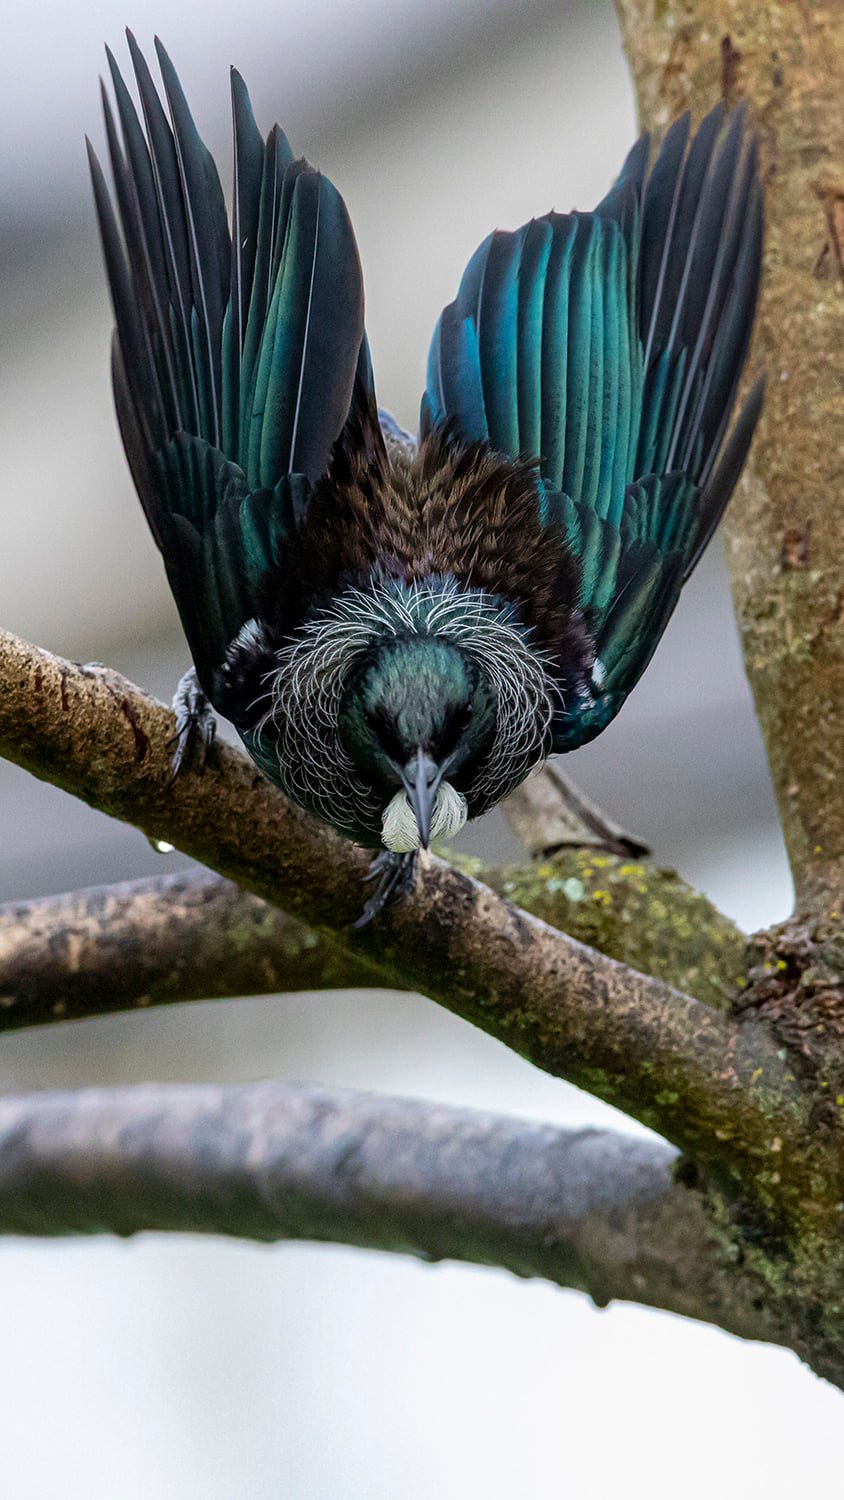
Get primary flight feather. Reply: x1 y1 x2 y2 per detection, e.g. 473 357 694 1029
89 37 764 920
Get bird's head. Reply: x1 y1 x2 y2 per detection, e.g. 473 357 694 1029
338 636 496 850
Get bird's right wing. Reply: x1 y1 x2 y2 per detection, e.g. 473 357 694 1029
422 103 763 748
89 35 368 708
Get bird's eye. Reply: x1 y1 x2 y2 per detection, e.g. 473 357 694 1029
438 702 474 758
368 709 404 764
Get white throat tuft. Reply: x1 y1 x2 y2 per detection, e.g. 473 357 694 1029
382 781 468 853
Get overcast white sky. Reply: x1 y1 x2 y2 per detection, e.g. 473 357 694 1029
0 0 589 232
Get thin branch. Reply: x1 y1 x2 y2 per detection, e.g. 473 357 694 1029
615 0 844 914
0 848 746 1030
0 1078 784 1347
0 629 828 1221
0 869 381 1025
503 762 649 859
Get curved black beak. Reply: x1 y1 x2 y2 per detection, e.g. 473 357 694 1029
402 747 441 849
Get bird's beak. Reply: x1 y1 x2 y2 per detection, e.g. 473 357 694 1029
402 747 441 850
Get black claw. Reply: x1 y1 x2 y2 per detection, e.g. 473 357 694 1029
361 850 392 886
167 668 217 787
353 851 417 929
198 712 217 774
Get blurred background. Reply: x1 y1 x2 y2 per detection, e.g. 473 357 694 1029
0 1 835 1496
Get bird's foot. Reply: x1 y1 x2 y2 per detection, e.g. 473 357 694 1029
167 668 217 786
353 850 417 930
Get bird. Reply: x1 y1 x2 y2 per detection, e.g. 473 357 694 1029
89 35 764 924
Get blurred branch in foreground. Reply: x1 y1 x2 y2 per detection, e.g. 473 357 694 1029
0 1079 782 1349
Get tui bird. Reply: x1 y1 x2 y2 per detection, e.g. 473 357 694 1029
89 37 764 922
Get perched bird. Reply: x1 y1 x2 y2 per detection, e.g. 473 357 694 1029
90 36 763 922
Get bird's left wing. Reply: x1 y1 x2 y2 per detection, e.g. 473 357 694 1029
89 36 368 712
422 104 763 748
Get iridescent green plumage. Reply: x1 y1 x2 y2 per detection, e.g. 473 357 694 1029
89 33 364 694
90 40 764 915
424 102 764 749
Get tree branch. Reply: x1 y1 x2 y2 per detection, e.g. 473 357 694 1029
0 847 746 1031
503 762 649 859
615 0 844 914
0 1078 786 1348
0 629 829 1223
476 850 746 1013
0 869 381 1025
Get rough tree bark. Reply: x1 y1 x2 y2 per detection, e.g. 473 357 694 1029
1 0 844 1391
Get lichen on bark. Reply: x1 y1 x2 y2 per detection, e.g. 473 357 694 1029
473 847 747 1011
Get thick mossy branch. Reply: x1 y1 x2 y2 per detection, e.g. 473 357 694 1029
615 0 844 914
460 848 746 1012
495 766 748 1009
0 1078 789 1348
0 629 830 1222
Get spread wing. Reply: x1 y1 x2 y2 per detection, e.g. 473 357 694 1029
422 102 764 748
89 34 370 709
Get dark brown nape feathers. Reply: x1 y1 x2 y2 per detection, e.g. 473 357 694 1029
262 399 593 678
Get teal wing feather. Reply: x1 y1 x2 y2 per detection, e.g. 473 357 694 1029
422 103 764 750
89 36 367 701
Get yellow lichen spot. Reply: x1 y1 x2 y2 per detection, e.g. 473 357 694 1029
590 856 610 869
776 959 787 972
837 1096 844 1108
751 1067 764 1084
536 864 553 879
815 845 823 854
592 889 611 907
618 864 641 878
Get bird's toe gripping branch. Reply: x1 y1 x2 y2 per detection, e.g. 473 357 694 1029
354 850 418 929
167 668 217 787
